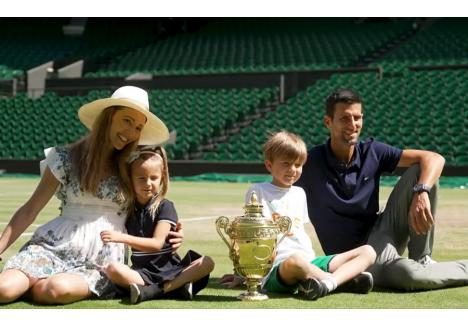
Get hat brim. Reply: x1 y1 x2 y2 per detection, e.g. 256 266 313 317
78 98 169 145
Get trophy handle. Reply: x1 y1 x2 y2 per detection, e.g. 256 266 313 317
276 216 292 245
215 216 232 249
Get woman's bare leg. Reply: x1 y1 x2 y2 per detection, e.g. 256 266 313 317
0 269 36 303
30 273 92 305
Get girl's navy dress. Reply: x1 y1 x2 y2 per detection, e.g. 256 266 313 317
126 197 209 294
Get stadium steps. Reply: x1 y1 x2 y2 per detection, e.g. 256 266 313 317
189 96 280 160
349 24 420 67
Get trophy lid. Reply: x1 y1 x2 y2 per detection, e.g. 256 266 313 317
244 192 263 216
233 191 273 226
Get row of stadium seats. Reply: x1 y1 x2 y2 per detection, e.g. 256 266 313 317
3 18 468 80
0 18 157 79
0 87 278 160
375 19 468 71
203 70 468 166
87 18 412 77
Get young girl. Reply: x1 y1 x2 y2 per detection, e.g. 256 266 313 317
100 145 214 303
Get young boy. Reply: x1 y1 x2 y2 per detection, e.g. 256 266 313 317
244 131 376 300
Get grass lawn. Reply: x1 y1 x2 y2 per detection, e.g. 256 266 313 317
1 177 468 309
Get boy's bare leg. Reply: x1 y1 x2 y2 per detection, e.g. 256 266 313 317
278 254 331 285
328 245 376 285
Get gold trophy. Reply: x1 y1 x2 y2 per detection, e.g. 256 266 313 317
216 191 291 301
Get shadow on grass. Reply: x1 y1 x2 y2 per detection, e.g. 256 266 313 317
113 295 238 305
206 276 446 297
191 294 239 302
207 277 240 290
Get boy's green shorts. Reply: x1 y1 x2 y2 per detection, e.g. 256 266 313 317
263 255 336 294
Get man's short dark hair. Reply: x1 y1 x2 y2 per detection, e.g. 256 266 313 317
325 88 362 117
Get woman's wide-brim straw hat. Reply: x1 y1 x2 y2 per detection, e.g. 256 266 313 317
78 86 169 145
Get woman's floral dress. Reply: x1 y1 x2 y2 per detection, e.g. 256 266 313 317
3 147 127 298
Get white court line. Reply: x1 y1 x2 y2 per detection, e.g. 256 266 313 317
182 216 219 222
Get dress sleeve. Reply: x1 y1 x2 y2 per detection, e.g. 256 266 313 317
155 199 179 226
42 147 69 184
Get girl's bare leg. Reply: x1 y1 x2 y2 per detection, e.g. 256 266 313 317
104 262 145 287
163 256 214 293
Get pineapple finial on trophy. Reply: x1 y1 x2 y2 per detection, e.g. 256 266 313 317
244 191 264 217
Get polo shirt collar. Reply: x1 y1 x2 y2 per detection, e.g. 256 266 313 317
135 194 159 212
325 139 361 170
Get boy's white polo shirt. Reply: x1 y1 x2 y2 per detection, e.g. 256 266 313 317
245 182 316 267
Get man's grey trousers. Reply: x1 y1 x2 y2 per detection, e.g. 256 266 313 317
367 165 468 290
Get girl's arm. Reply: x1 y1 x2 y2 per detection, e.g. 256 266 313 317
0 167 59 257
100 221 172 252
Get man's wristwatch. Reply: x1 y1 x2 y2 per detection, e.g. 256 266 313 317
413 183 432 194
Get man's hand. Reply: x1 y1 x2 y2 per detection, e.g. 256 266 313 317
168 222 184 253
409 192 434 235
219 273 245 288
100 230 124 244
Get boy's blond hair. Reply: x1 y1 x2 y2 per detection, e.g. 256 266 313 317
263 131 308 164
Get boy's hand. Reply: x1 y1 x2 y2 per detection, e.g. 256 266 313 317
220 273 245 288
100 230 124 244
272 212 294 236
168 222 184 253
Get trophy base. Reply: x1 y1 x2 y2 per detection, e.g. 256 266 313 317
237 292 269 301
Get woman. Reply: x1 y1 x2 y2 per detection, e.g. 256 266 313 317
0 86 183 304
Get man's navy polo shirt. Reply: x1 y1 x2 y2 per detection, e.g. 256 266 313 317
296 138 402 255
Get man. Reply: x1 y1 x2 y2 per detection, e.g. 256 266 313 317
296 88 468 290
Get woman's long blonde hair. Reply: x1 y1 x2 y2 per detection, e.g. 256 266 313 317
120 145 170 216
69 106 138 199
